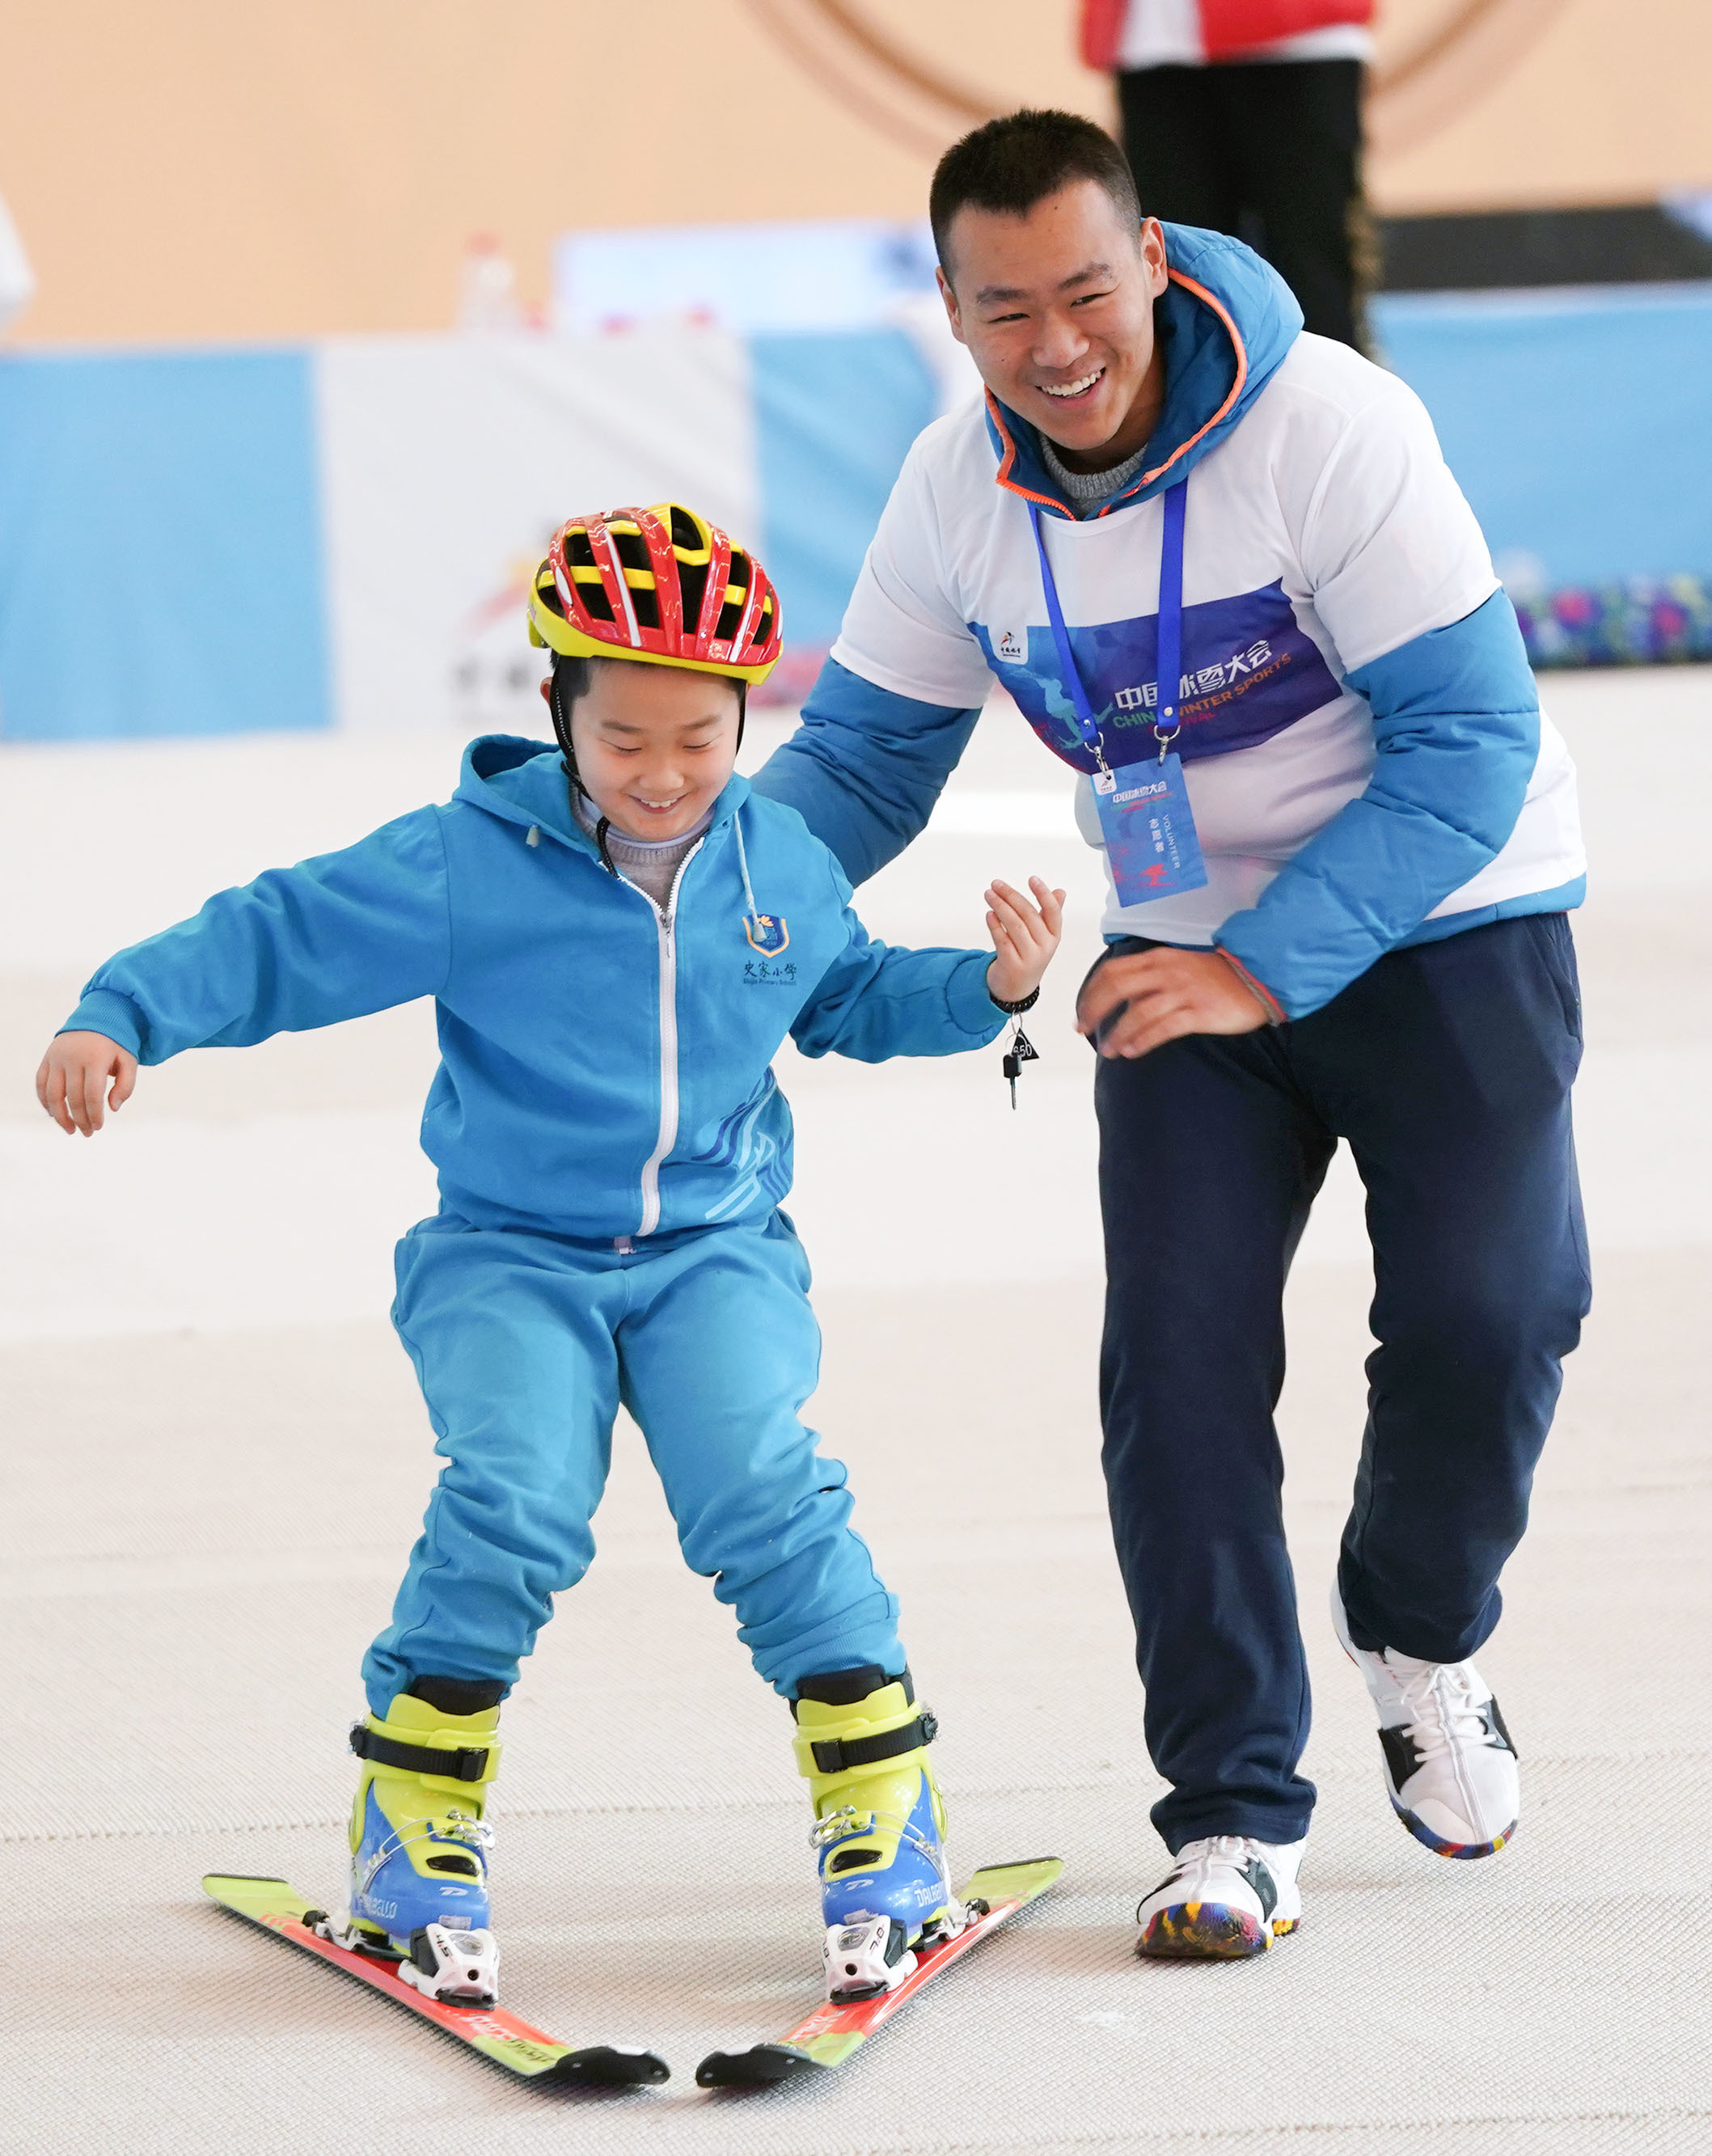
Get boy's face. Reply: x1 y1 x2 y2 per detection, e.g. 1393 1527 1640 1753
569 662 742 843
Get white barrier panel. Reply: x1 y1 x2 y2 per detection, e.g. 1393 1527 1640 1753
315 325 759 738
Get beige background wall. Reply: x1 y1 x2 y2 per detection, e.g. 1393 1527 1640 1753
1 0 1708 347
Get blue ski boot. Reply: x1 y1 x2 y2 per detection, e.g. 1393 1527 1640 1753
328 1685 502 2006
793 1668 968 2003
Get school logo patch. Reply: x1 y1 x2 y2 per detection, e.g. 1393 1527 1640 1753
743 911 789 955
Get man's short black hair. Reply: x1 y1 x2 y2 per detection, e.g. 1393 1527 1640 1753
930 108 1142 279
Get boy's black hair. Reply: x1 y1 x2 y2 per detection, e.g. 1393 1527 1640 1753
547 654 748 875
929 108 1143 280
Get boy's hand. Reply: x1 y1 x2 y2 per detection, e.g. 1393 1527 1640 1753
984 876 1067 1005
36 1031 137 1135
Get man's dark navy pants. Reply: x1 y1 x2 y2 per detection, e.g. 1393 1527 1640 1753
1093 913 1591 1852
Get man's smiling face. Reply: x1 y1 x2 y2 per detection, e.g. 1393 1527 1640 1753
937 179 1169 468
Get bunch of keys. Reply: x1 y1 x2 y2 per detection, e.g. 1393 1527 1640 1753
1003 1022 1039 1110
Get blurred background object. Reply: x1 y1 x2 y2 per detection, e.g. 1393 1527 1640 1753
0 0 1708 742
6 1 1709 346
455 234 527 332
554 218 943 337
0 192 34 339
1084 0 1377 350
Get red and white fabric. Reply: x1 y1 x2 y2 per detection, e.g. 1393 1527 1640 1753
1080 0 1373 70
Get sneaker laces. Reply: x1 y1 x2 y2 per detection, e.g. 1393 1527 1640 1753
1389 1657 1490 1763
1141 1834 1261 1908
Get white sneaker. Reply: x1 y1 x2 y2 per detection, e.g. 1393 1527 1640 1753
1331 1582 1520 1859
1135 1834 1304 1959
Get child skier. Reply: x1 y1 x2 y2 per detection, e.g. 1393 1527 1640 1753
36 503 1065 2012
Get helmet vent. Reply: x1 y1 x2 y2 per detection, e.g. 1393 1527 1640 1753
714 552 754 645
678 559 710 633
670 505 704 552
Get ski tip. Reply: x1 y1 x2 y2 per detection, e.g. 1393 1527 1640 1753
964 1855 1064 1895
695 2042 820 2088
543 2045 670 2088
201 1873 293 1892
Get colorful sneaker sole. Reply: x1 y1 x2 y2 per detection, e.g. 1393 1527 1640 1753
1138 1900 1279 1960
1393 1802 1515 1861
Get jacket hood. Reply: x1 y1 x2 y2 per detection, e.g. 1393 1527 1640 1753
983 221 1304 521
452 733 751 848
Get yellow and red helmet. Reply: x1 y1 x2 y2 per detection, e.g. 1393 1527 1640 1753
527 501 782 686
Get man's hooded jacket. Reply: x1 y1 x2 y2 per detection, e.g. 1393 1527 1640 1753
753 224 1583 1019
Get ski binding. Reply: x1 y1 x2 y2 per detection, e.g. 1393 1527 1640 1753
696 1855 1062 2085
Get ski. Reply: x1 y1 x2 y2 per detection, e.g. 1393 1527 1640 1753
695 1855 1063 2085
201 1874 669 2089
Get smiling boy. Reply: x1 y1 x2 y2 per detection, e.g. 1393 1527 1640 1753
36 502 1066 2010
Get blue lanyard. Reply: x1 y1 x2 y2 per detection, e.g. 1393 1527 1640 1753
1029 477 1187 769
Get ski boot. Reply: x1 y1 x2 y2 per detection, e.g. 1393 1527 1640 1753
793 1667 970 2005
324 1682 503 2006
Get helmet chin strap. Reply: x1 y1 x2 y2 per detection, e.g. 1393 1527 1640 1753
543 667 615 875
542 662 747 881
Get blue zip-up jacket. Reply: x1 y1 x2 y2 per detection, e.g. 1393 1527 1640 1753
61 738 1008 1239
755 224 1569 1019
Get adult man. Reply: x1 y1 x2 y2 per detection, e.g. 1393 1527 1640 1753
754 108 1588 1959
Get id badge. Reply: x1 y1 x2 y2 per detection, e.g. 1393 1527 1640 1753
1093 754 1209 906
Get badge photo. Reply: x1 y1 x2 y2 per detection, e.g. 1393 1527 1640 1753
744 911 790 955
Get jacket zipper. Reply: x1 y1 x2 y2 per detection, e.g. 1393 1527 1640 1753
624 839 706 1238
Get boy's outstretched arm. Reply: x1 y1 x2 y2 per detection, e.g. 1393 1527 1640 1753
790 856 1065 1064
34 810 452 1132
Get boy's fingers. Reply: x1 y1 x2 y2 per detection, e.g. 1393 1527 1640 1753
988 884 1045 947
57 1060 79 1135
988 880 1034 921
79 1060 106 1133
87 1057 113 1131
110 1055 136 1110
37 1057 72 1135
996 878 1066 952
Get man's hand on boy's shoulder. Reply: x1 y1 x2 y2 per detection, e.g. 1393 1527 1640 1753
984 876 1067 1006
36 1030 137 1136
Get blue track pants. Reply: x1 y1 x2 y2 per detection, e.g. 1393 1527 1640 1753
1094 914 1591 1852
362 1209 902 1714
